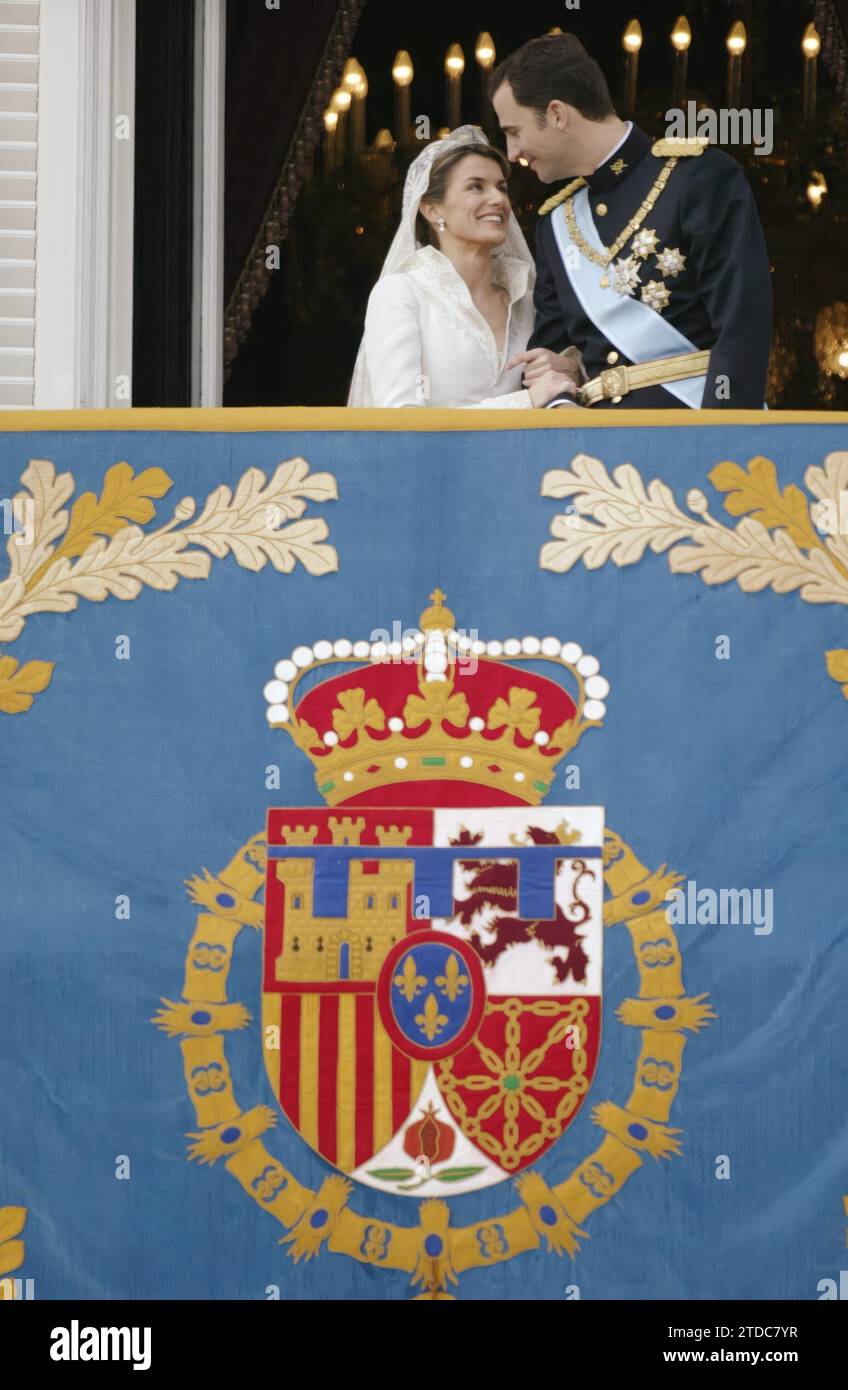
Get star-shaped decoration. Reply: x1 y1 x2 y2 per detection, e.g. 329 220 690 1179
640 279 672 312
611 158 627 176
655 246 686 278
611 255 641 297
631 227 660 260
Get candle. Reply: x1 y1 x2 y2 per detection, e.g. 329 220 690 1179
622 20 642 118
352 67 368 158
806 169 827 210
341 57 360 96
671 16 691 108
445 43 465 130
392 50 413 151
475 32 496 134
330 87 351 167
323 108 337 182
802 23 820 125
341 59 366 159
726 21 746 110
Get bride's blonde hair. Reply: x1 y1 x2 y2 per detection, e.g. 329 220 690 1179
416 142 512 248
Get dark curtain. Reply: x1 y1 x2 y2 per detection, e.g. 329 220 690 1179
224 0 343 304
133 0 196 407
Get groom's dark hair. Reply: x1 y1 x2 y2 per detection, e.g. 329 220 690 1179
490 33 615 122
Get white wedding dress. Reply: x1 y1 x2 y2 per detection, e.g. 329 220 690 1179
348 126 537 409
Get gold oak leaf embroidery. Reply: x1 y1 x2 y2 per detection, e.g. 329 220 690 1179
709 455 822 553
0 458 340 711
27 462 172 592
0 1206 26 1293
0 657 53 714
825 649 848 700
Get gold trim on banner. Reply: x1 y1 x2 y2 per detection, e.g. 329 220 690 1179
0 407 846 432
155 828 714 1299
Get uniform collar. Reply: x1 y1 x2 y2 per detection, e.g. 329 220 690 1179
586 124 652 193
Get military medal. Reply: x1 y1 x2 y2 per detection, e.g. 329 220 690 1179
611 255 642 297
631 227 659 259
655 246 686 277
640 280 672 311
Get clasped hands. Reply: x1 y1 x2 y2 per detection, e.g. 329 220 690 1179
506 346 584 409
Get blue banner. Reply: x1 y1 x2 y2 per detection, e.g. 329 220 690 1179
2 410 846 1302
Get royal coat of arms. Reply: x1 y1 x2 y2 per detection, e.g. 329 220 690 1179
161 587 710 1296
261 590 608 1196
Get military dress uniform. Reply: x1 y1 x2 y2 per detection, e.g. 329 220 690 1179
529 124 772 409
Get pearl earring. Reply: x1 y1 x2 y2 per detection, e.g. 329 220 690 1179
437 217 446 231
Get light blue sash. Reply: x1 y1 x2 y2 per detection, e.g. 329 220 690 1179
551 188 707 408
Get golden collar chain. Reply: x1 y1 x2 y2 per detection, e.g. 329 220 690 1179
537 176 587 218
563 157 678 282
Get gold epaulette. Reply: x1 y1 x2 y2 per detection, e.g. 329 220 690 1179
538 177 586 217
651 136 709 157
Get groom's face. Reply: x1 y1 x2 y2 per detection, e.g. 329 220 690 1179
492 81 573 183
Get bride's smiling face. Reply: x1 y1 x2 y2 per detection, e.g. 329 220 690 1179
421 155 511 248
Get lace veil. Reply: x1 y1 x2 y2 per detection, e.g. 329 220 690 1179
347 124 535 406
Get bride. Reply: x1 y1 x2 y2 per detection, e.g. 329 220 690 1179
347 124 578 409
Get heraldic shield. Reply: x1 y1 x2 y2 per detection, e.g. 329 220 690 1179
262 592 607 1198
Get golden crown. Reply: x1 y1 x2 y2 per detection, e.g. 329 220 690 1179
264 591 609 807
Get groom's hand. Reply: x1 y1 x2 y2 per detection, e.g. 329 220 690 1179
508 347 581 391
527 369 579 409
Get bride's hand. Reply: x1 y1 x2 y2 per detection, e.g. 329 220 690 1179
527 369 577 408
507 347 576 381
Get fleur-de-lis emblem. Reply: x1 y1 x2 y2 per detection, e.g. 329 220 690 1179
394 953 427 1002
332 688 385 740
487 686 540 738
415 992 449 1042
403 682 469 729
435 953 469 1002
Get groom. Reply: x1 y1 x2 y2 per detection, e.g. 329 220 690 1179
490 33 772 409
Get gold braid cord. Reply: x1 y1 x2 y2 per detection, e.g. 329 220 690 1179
155 828 714 1298
538 177 587 219
563 159 678 270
